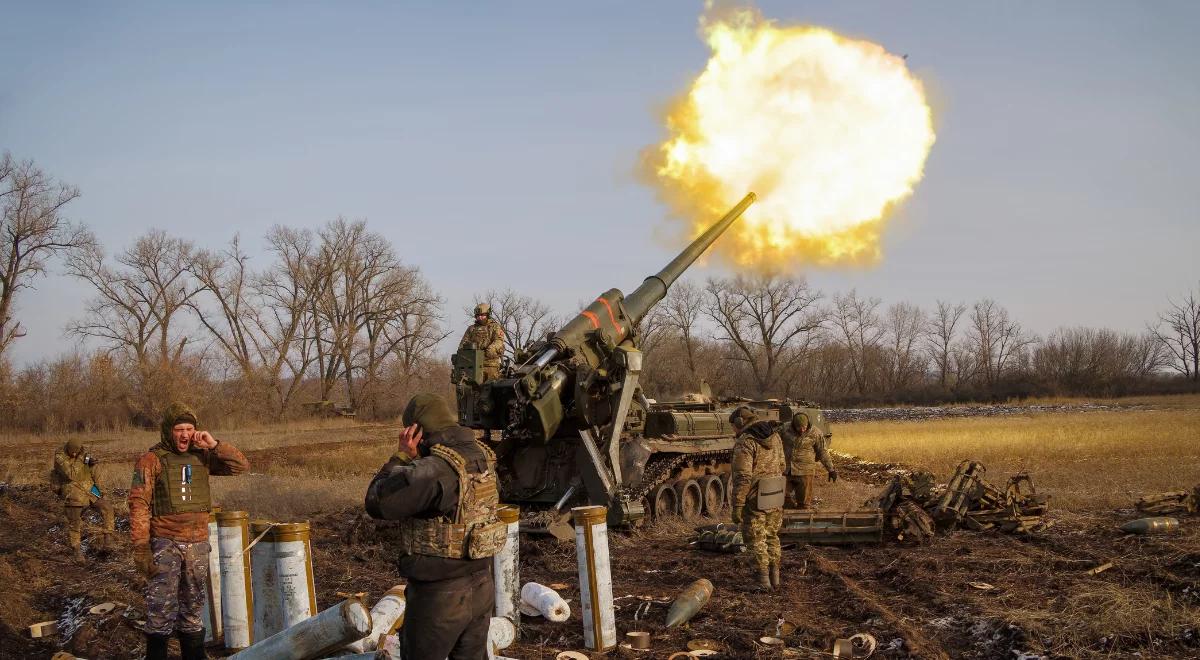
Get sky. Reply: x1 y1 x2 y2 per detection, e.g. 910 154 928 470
1 1 1197 365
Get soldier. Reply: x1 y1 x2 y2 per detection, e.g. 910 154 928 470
365 393 507 660
728 405 786 591
52 438 116 561
128 403 249 660
458 303 506 382
782 413 836 509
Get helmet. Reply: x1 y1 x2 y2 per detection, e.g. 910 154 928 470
473 303 491 317
65 439 83 456
728 405 758 429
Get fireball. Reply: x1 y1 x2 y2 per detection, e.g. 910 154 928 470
643 8 936 268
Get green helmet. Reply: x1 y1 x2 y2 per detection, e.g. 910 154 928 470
65 438 83 456
473 303 491 317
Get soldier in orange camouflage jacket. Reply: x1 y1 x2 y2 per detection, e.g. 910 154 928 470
128 402 248 660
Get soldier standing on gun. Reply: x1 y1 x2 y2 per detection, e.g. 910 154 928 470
458 303 505 382
365 393 507 660
729 405 786 591
52 438 116 562
128 403 249 660
782 412 837 509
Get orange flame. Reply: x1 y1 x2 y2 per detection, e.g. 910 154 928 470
642 8 936 269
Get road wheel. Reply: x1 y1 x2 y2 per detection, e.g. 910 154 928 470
700 475 726 516
676 479 703 522
651 484 678 520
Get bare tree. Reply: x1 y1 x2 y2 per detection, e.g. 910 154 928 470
704 274 824 398
658 279 706 386
924 300 966 389
1150 284 1200 382
254 226 321 415
883 302 927 391
188 236 260 381
966 298 1035 386
828 290 884 395
0 153 91 357
471 288 560 359
66 230 201 414
306 218 444 414
1033 327 1168 392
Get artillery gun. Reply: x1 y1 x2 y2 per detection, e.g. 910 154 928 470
452 193 832 532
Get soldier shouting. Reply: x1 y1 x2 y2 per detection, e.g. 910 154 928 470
729 405 786 591
128 403 249 660
52 438 116 561
365 393 508 660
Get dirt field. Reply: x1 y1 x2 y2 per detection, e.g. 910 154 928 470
3 396 1200 659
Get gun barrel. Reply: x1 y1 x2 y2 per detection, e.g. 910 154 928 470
623 192 756 323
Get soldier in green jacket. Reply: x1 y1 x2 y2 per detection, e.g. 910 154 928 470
782 413 837 509
729 406 786 591
52 439 116 561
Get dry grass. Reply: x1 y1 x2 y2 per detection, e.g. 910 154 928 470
0 420 398 521
836 407 1200 509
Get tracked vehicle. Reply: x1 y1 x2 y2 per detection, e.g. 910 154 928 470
451 193 831 532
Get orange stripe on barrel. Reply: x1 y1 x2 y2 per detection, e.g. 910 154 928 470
595 298 624 337
580 310 601 329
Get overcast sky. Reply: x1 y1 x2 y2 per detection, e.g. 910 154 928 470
1 2 1197 366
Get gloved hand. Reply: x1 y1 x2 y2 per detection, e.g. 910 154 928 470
133 544 153 578
827 470 838 483
731 507 743 525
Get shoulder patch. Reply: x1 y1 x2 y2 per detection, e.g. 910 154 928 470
131 468 144 487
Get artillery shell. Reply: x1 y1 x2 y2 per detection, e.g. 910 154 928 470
1119 517 1181 535
665 578 713 628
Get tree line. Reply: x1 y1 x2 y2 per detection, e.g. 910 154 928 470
1 153 1197 432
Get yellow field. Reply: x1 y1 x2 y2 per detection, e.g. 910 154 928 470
5 397 1199 516
835 407 1200 509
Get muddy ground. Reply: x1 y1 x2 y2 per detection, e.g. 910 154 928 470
4 454 1200 660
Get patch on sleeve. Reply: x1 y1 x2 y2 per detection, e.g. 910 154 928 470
131 469 144 487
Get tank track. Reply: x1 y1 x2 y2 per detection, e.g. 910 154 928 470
621 448 733 502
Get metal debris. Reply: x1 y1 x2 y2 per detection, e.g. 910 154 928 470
28 620 57 638
872 461 1051 542
1136 487 1200 515
780 510 884 544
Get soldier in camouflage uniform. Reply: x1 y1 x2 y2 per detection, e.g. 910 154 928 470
52 439 116 561
128 403 249 660
729 406 786 591
781 413 836 509
458 303 506 382
365 393 507 660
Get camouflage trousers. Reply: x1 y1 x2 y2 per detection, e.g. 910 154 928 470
481 366 501 382
145 537 210 635
741 508 783 575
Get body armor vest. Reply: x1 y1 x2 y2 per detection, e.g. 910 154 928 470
397 441 507 560
151 448 212 515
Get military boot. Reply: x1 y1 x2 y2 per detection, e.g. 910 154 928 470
178 630 207 660
145 633 169 660
770 563 781 590
67 528 85 563
756 567 773 591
